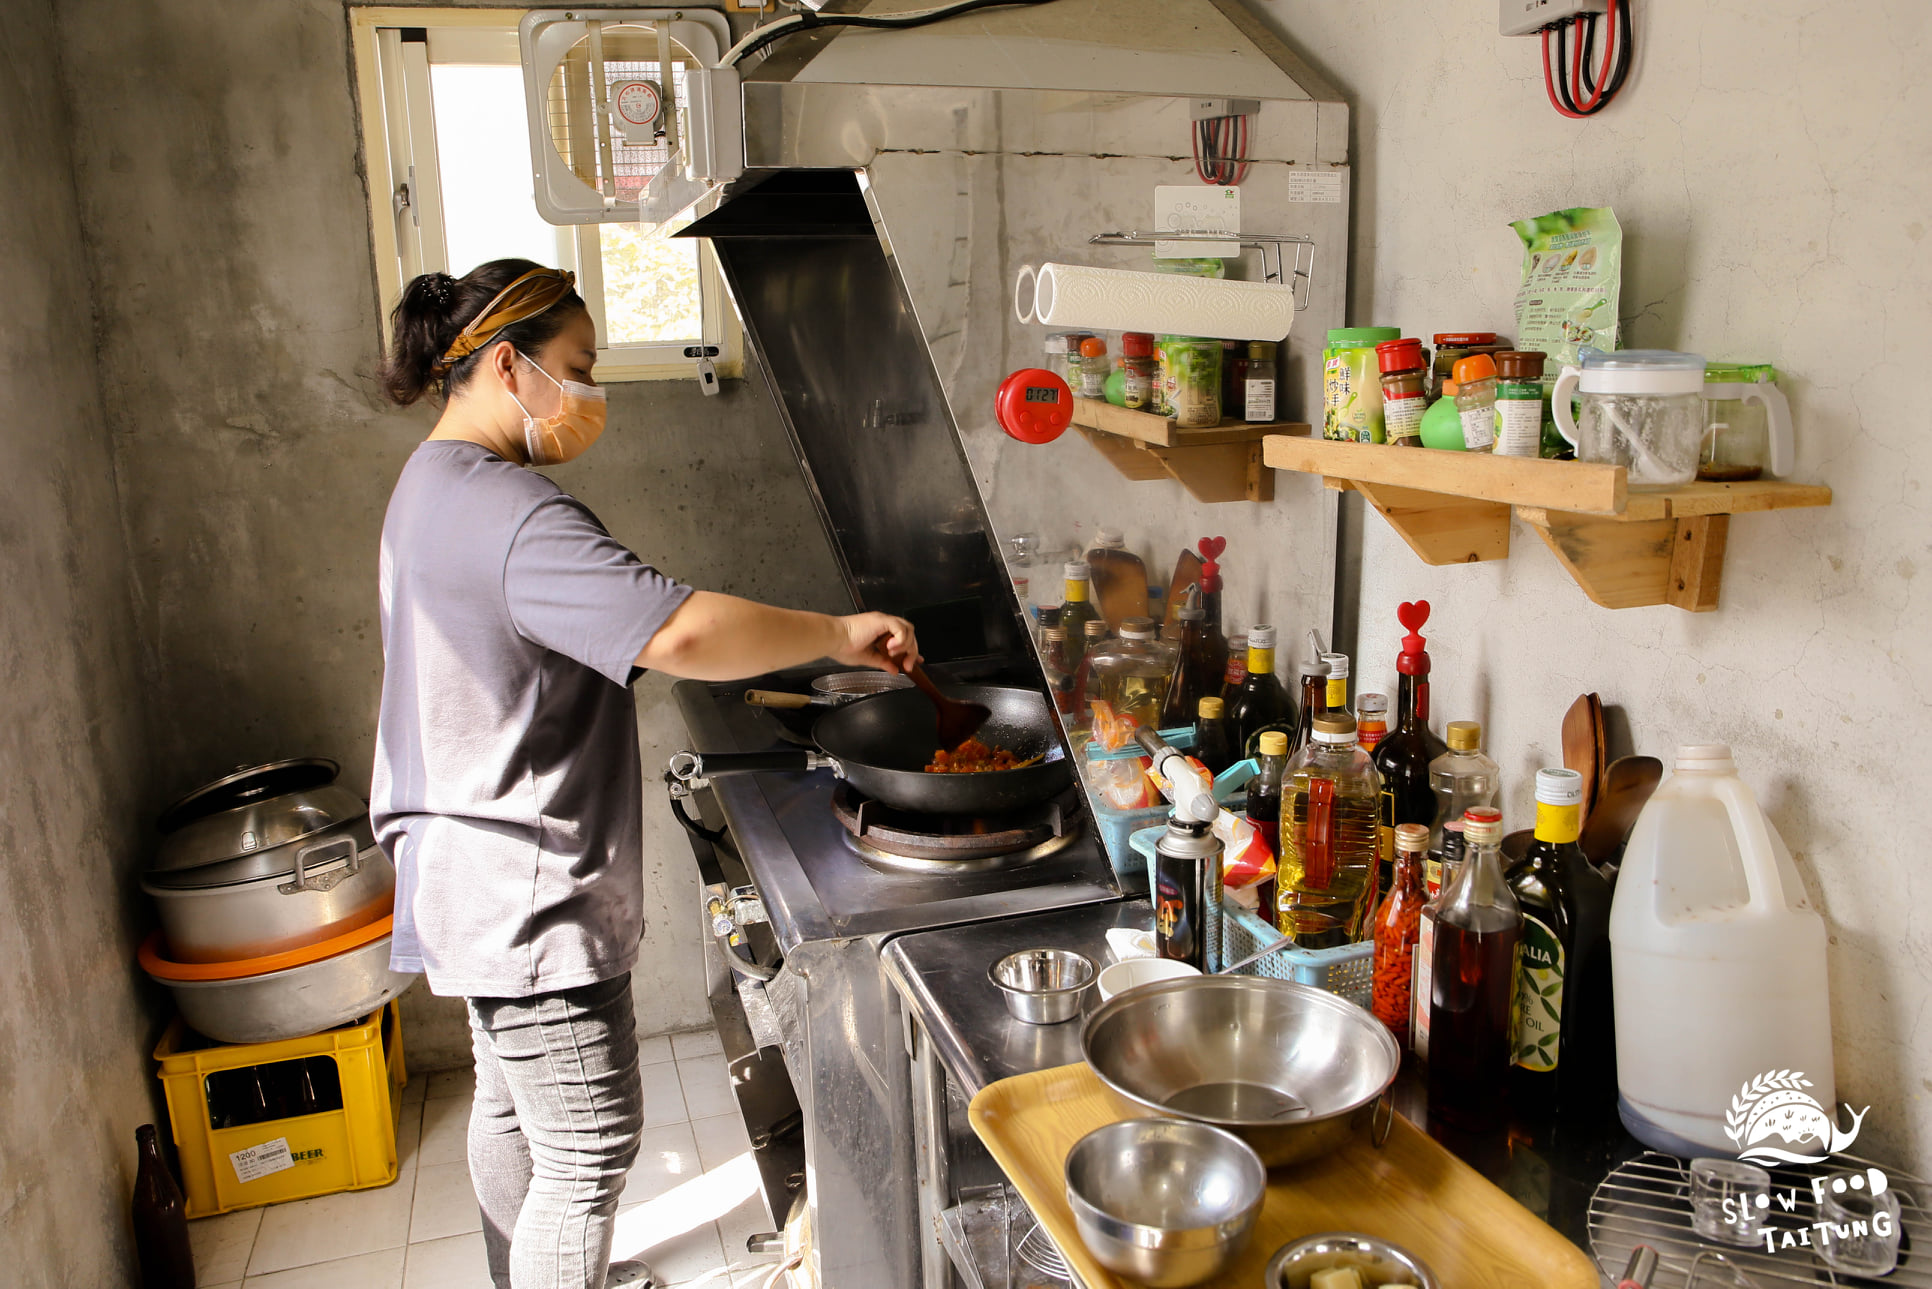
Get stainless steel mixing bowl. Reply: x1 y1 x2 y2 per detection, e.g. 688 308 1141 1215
1064 1118 1265 1288
989 948 1095 1024
1263 1231 1441 1288
1080 975 1400 1167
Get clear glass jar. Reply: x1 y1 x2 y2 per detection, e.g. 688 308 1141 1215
1087 615 1178 730
1554 348 1707 486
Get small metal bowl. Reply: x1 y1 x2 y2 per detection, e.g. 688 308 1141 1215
989 948 1095 1024
1263 1231 1440 1289
1064 1118 1265 1288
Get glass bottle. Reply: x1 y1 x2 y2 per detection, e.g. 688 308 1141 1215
1373 601 1448 896
1058 562 1098 667
1219 632 1248 703
1039 626 1075 722
1506 767 1615 1119
1227 624 1296 757
1494 350 1548 457
1289 657 1328 760
1120 332 1158 409
1193 695 1236 778
1077 335 1110 398
1275 713 1382 949
1158 584 1215 729
1452 353 1499 452
1243 341 1277 422
1245 729 1289 922
1430 816 1467 899
1373 823 1431 1049
1356 693 1389 753
1428 720 1501 851
1425 806 1523 1132
132 1124 195 1289
1376 337 1429 446
1089 616 1179 731
1065 619 1111 750
1321 651 1351 715
1086 527 1149 629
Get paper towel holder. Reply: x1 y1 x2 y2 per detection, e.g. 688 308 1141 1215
1088 230 1316 312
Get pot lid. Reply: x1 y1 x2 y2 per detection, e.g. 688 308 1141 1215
1571 347 1705 395
158 758 340 835
152 776 370 881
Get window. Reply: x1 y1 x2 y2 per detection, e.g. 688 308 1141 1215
351 9 739 381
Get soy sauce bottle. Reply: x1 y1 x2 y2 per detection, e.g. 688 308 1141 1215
1244 730 1289 922
1373 601 1448 893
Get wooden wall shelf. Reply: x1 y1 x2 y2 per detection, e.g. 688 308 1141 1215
1069 400 1305 504
1261 434 1832 612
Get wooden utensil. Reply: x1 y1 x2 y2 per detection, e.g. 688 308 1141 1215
1561 694 1603 823
1580 755 1663 867
907 663 991 748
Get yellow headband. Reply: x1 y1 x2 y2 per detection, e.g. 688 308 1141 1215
434 268 578 375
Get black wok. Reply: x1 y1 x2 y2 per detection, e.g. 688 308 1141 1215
674 684 1071 815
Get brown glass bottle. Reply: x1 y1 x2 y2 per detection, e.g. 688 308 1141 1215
1425 808 1522 1133
1373 602 1448 894
1193 696 1236 778
1227 624 1296 757
132 1124 195 1289
1289 659 1328 760
1506 768 1615 1120
1158 584 1217 728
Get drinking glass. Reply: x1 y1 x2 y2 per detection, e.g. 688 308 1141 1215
1816 1169 1902 1277
1689 1157 1771 1247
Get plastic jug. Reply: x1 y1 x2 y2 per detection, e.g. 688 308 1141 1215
1609 744 1835 1157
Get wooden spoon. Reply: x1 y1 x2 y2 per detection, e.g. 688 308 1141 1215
1561 693 1603 823
1580 755 1663 867
907 664 991 748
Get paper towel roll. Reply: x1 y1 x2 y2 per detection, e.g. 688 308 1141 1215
1019 261 1295 341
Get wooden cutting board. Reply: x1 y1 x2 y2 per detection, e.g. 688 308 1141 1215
968 1062 1599 1289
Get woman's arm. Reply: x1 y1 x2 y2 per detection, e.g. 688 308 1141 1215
637 590 920 682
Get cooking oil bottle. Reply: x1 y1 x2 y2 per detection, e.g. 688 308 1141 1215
1275 712 1381 948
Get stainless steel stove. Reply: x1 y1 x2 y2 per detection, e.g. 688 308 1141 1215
670 670 1120 1289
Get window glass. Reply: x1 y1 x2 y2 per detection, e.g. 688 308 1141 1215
599 225 702 344
430 64 561 275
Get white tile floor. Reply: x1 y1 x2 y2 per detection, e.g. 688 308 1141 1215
186 1028 781 1289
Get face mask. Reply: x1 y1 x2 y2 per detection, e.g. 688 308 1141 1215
509 353 607 466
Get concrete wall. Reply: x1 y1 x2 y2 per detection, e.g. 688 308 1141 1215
0 2 159 1283
1246 0 1932 1172
52 0 847 1066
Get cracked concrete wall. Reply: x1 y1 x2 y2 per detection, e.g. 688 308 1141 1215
1246 0 1931 1170
52 0 848 1069
0 2 160 1283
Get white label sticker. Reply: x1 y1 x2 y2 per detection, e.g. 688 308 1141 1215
1286 170 1344 204
1244 379 1276 421
1154 184 1241 259
230 1137 295 1185
1459 403 1498 451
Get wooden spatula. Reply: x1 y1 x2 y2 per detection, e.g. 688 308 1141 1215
1580 755 1663 867
1561 693 1603 823
908 664 991 748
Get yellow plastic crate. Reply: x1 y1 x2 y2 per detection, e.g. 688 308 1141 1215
154 1001 407 1217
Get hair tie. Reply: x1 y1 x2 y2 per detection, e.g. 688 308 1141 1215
423 274 454 306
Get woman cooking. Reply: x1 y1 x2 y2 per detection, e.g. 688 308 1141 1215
371 259 919 1289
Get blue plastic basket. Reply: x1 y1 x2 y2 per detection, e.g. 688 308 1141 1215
1089 749 1252 876
1127 823 1374 1009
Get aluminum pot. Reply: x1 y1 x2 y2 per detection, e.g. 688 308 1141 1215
141 825 394 963
153 758 371 885
140 922 417 1045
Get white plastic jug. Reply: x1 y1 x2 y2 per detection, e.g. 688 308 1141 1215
1609 744 1835 1157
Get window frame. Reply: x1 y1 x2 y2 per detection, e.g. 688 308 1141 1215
350 6 741 382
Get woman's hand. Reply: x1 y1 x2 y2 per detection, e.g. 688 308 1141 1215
832 612 920 675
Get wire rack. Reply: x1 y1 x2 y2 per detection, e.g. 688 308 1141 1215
1590 1151 1930 1287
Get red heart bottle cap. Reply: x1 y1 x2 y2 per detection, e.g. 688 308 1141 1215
1396 599 1432 675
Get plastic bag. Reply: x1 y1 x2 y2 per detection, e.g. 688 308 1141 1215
1510 206 1622 371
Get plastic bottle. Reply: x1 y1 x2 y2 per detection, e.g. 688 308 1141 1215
1609 744 1835 1157
1089 616 1179 731
1086 527 1149 629
1452 353 1500 452
1428 720 1501 851
1276 712 1382 949
1077 336 1110 398
1418 378 1467 450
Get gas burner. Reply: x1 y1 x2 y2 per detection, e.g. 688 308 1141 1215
830 784 1082 873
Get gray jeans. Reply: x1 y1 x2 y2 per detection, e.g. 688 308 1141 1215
467 973 644 1289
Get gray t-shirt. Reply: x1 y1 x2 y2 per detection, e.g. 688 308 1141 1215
371 440 691 998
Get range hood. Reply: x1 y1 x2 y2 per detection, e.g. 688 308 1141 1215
646 0 1350 665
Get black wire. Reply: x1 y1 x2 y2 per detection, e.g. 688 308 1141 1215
725 0 1057 66
1551 20 1580 115
1553 1 1633 117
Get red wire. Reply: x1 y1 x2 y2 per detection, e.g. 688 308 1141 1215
1570 0 1619 112
1543 26 1586 118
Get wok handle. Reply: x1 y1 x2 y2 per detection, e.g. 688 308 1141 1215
743 689 828 710
669 749 839 782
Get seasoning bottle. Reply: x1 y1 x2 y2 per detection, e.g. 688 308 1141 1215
1066 618 1111 748
132 1124 195 1289
1431 331 1504 400
1431 816 1466 899
1246 730 1290 924
1428 720 1501 852
1276 712 1383 948
1507 767 1615 1119
1193 695 1236 778
1120 332 1157 410
1088 616 1179 731
1452 353 1500 452
1243 341 1278 423
1194 537 1231 687
1321 651 1351 715
1050 332 1092 390
1356 693 1389 753
1373 823 1431 1049
1494 350 1548 457
1078 336 1111 399
1039 625 1076 721
1058 563 1099 667
1227 624 1296 757
1153 817 1216 971
1372 601 1448 895
1425 806 1523 1132
1086 527 1149 629
1375 338 1429 447
1289 654 1329 760
1219 633 1249 704
1157 584 1215 729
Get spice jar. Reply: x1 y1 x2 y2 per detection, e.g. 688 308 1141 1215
1159 336 1223 428
1375 338 1428 447
1430 332 1509 400
1077 336 1110 399
1244 341 1278 423
1045 332 1090 391
1452 353 1500 452
1493 350 1548 457
1323 326 1402 442
1120 332 1157 410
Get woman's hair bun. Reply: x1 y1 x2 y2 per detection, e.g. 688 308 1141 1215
378 260 583 408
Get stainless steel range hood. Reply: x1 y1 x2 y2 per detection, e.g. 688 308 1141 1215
650 0 1351 667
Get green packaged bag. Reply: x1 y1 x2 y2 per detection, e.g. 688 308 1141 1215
1510 207 1622 371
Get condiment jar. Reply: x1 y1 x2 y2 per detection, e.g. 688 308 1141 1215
1374 338 1428 447
1700 362 1792 481
1077 336 1110 399
1323 326 1401 442
1493 350 1548 457
1554 348 1707 486
1120 332 1157 410
1046 332 1091 390
1451 353 1499 452
1431 332 1508 400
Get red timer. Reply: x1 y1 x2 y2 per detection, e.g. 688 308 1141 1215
995 368 1074 444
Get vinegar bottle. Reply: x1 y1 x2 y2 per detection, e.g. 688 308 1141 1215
1425 806 1522 1132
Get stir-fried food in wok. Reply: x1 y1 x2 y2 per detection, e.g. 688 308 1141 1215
924 738 1045 774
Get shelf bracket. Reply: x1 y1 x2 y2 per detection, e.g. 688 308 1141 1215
1347 481 1512 565
1519 511 1730 612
